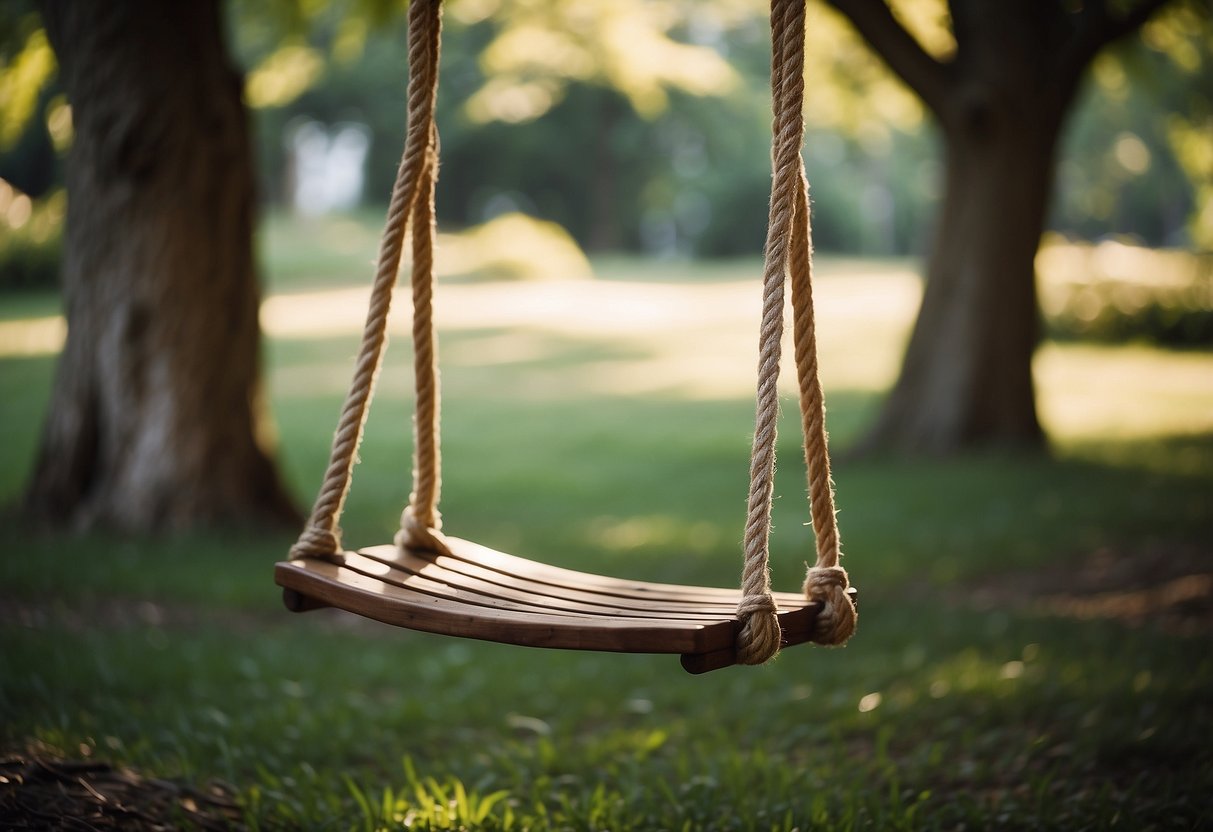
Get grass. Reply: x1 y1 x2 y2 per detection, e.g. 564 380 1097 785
1 214 1211 829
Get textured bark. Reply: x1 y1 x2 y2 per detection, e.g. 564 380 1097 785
829 0 1173 454
861 110 1053 452
859 2 1068 453
27 0 299 531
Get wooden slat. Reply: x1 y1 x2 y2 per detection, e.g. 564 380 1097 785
337 551 731 621
275 559 731 654
274 538 835 673
413 538 808 606
357 547 757 617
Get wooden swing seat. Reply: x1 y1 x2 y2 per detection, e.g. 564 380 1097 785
275 538 844 674
276 0 857 671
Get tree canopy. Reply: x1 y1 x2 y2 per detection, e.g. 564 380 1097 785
1 0 1208 533
3 0 1207 260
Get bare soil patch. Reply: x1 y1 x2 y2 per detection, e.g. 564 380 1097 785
0 751 242 831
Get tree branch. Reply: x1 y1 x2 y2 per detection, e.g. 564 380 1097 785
824 0 954 120
1103 0 1177 44
1062 0 1177 82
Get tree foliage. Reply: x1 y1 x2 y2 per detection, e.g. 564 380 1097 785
3 0 1207 260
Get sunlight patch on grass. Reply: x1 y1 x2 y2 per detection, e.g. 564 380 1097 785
262 266 921 399
260 285 378 340
1036 343 1213 441
258 264 1212 448
4 248 1209 451
0 314 63 357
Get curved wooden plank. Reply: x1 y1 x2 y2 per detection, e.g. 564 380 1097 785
386 537 810 606
680 601 822 674
274 558 732 654
274 539 843 673
337 551 732 621
356 548 764 617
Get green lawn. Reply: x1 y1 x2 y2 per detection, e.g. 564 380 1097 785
1 218 1210 830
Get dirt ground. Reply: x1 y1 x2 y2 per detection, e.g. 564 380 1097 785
0 752 242 830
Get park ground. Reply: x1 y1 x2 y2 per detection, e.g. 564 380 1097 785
1 214 1210 829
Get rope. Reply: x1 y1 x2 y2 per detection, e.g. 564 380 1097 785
735 0 856 663
289 0 855 659
790 162 856 647
290 0 444 561
396 120 449 554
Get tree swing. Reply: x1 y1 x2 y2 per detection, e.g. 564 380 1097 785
274 0 857 674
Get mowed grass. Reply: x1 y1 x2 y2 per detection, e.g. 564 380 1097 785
1 215 1211 830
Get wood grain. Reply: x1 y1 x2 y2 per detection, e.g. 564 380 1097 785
274 536 840 673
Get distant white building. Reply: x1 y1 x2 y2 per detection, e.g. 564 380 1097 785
288 120 370 215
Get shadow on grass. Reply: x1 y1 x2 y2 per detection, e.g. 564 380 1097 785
2 580 1208 829
2 325 1210 829
2 378 1209 604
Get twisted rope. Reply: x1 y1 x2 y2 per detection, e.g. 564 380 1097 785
735 0 856 662
290 0 444 561
396 121 449 554
790 154 856 647
290 0 854 658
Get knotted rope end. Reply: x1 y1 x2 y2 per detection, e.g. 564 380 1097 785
736 592 782 665
803 564 857 647
396 506 451 556
288 525 346 564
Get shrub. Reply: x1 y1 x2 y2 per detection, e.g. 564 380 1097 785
1039 237 1213 349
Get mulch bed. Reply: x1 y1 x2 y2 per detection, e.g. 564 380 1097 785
0 754 243 831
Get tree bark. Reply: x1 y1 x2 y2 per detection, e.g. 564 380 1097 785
860 110 1055 453
830 0 1172 455
27 0 299 531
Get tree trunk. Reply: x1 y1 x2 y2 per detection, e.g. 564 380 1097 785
27 0 299 531
587 92 624 252
827 0 1172 455
860 111 1056 453
853 2 1082 455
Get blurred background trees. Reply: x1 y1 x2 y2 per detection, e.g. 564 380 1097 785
823 0 1202 453
0 0 1208 528
6 0 1206 265
253 0 1208 256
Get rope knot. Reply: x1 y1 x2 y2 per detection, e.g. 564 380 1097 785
288 525 344 563
737 592 777 617
735 592 781 665
396 506 449 554
803 564 857 646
